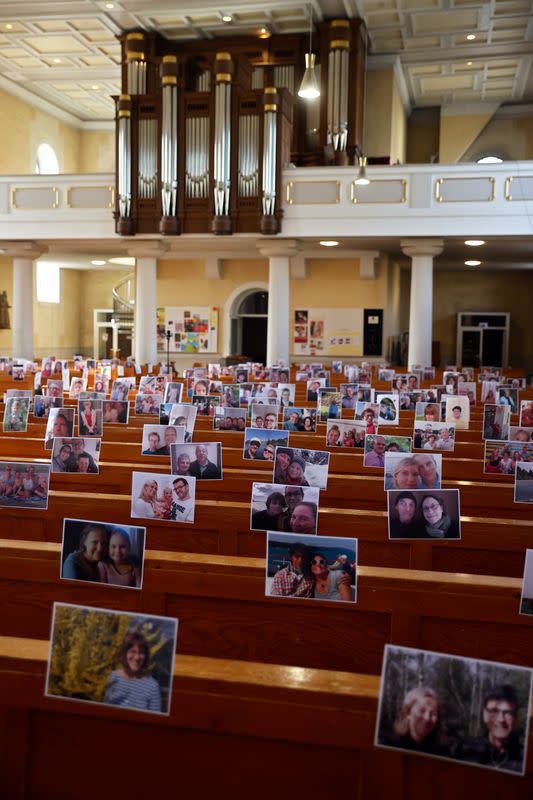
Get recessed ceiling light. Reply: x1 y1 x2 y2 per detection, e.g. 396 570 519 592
465 260 481 267
105 2 115 8
5 23 13 30
467 61 473 66
464 239 485 247
258 27 271 39
91 259 107 266
91 84 100 90
466 33 476 40
222 14 233 23
53 58 61 64
319 240 339 247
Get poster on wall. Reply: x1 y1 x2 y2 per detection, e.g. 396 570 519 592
293 308 365 356
157 307 218 353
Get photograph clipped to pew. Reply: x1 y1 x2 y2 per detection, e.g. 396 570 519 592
519 400 533 428
51 437 101 474
61 518 145 589
363 434 412 468
134 392 164 416
213 406 246 432
191 394 220 417
46 379 64 398
221 384 240 408
69 376 87 399
375 644 532 776
413 422 455 452
374 393 400 425
387 488 460 540
509 426 533 442
484 440 533 476
326 419 366 448
251 482 320 534
139 374 168 395
266 532 357 603
340 383 358 410
273 446 330 490
3 396 30 432
141 424 185 457
79 390 106 403
46 603 178 716
167 403 197 441
110 377 136 402
283 407 317 433
130 471 196 523
354 401 380 432
93 374 109 395
519 549 533 615
0 461 50 509
44 407 76 450
415 402 445 423
103 400 129 424
318 388 341 422
385 452 442 491
77 398 103 437
170 442 222 480
306 377 326 403
482 404 510 441
251 403 280 430
514 462 533 504
243 428 289 461
444 396 470 430
163 381 183 405
497 386 519 414
33 395 62 419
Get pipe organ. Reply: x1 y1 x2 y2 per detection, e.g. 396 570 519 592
114 21 367 237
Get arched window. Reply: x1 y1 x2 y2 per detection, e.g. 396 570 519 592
229 288 269 361
476 154 503 164
35 143 59 175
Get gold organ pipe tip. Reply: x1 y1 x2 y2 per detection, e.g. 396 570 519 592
215 72 231 82
126 32 144 40
264 104 277 111
264 87 277 94
118 110 131 118
119 94 131 101
330 39 350 49
127 51 145 60
162 55 177 63
330 19 350 27
161 76 177 85
216 52 232 60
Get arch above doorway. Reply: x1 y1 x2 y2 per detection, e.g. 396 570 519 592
223 282 268 360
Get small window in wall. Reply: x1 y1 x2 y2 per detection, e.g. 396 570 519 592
476 155 503 164
35 143 59 175
36 262 60 303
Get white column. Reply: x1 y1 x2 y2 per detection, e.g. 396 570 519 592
258 240 299 366
129 243 168 366
6 243 43 361
401 239 443 369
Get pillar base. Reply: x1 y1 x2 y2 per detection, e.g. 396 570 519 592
116 217 135 236
260 215 281 236
211 215 232 235
159 216 180 236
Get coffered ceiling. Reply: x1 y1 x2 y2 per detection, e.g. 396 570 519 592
0 0 530 123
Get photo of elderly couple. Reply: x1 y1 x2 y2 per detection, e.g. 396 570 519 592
387 489 461 540
384 453 442 491
60 518 145 589
375 644 532 775
46 603 178 716
170 442 222 480
250 483 319 534
266 532 357 603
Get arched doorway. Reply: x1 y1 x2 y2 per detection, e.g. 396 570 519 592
228 287 269 363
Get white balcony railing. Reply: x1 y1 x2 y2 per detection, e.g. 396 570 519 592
0 162 531 240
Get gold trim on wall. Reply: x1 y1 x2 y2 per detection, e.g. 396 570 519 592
11 186 59 210
504 175 533 201
66 185 115 209
434 176 495 203
350 179 407 204
286 181 341 205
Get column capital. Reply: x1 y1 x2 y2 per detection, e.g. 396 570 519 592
401 239 443 259
257 239 300 259
0 241 46 260
127 240 169 260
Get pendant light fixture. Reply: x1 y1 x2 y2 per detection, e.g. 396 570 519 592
354 156 369 186
298 5 320 99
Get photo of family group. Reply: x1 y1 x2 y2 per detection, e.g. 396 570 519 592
213 407 247 431
110 378 135 402
141 424 184 456
51 438 101 473
130 471 196 523
102 400 129 424
0 461 50 509
243 428 288 460
44 407 75 449
250 483 319 534
326 419 366 448
413 422 455 451
387 489 461 539
45 603 178 716
170 442 222 479
514 462 533 503
134 393 164 416
3 396 30 432
484 441 533 475
519 549 533 615
61 518 145 589
273 446 330 489
375 644 532 775
265 532 357 603
139 374 168 395
191 394 220 416
384 452 442 491
282 407 317 433
363 434 412 467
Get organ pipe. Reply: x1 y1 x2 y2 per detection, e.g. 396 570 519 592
238 114 259 198
160 55 178 218
117 94 132 219
327 21 350 153
126 32 147 95
213 52 232 220
261 87 278 217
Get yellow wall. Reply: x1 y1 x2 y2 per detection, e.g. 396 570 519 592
461 115 533 162
79 269 128 351
439 112 496 164
390 77 407 164
34 268 82 357
406 108 440 164
0 257 13 352
79 131 115 173
364 69 393 159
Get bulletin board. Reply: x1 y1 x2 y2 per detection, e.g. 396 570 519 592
157 307 218 353
293 308 364 356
